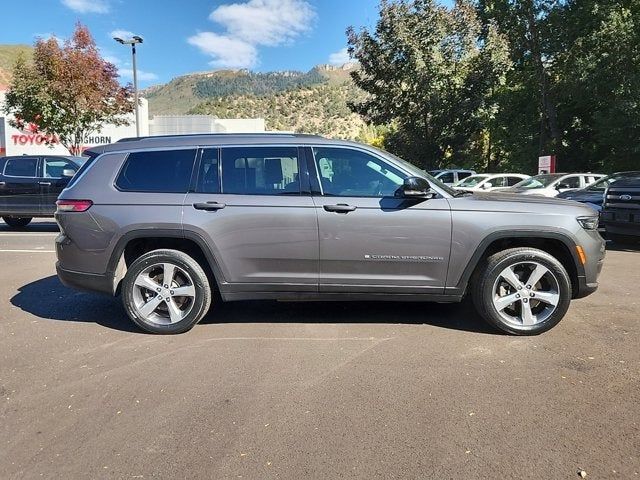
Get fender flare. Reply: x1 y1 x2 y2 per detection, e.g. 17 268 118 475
107 228 226 293
451 229 585 294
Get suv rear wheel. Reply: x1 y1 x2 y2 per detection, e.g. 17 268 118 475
2 217 32 228
472 247 572 335
122 249 212 334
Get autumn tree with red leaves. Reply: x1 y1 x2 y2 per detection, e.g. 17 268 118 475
3 23 134 155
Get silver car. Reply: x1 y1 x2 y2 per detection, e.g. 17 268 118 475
55 134 605 335
500 173 606 197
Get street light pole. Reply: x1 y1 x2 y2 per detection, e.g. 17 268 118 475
114 35 144 138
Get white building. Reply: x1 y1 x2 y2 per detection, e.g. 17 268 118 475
0 90 265 156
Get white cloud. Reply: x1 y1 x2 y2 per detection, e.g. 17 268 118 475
61 0 109 14
210 0 315 46
118 69 159 82
110 30 137 41
328 47 350 66
189 0 316 69
188 32 257 69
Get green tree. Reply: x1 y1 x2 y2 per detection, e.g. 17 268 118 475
3 24 133 155
347 0 510 169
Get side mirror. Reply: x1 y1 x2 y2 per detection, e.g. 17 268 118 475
395 176 434 199
62 168 76 178
556 183 570 190
483 182 493 189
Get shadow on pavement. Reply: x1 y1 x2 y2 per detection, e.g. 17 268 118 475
11 275 140 333
0 221 59 233
12 275 498 335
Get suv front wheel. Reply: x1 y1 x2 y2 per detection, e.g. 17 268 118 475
122 249 212 334
472 247 572 335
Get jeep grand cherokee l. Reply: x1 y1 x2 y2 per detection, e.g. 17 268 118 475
54 134 605 335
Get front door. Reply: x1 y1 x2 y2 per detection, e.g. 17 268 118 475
309 146 452 295
183 146 318 293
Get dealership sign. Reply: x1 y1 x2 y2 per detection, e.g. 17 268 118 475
538 155 556 174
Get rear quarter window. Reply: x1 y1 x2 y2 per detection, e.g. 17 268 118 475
4 157 39 177
115 149 197 193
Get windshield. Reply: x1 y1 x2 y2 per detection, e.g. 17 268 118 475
374 148 457 196
514 174 563 189
586 172 640 192
456 175 489 187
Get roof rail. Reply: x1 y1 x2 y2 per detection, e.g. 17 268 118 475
115 132 324 143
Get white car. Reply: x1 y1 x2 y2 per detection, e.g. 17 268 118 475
452 173 530 192
498 173 606 197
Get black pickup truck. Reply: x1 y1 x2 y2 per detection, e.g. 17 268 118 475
0 155 86 228
601 175 640 243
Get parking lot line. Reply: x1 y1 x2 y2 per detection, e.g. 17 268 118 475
0 233 58 236
0 249 55 253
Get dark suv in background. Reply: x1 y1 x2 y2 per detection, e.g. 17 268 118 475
0 155 86 228
601 173 640 243
55 134 604 335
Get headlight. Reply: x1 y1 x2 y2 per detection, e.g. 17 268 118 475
577 216 599 230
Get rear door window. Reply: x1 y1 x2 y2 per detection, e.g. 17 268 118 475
561 176 581 189
3 157 39 177
196 148 221 194
507 176 523 186
438 172 455 184
457 171 473 180
115 149 197 193
221 147 300 195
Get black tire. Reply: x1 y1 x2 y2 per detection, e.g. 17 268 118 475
471 247 572 335
122 249 212 334
2 217 32 228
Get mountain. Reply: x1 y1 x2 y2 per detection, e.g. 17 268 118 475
0 45 32 88
143 63 367 139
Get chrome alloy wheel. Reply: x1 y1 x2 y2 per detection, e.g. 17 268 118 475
132 263 196 325
491 261 561 327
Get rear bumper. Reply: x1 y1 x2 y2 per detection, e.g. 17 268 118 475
56 262 114 295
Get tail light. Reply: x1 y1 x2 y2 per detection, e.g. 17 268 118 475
56 199 93 212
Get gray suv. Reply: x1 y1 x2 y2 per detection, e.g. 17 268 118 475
55 134 605 335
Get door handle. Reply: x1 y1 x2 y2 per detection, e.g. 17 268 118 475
193 201 226 211
323 203 357 213
38 181 51 186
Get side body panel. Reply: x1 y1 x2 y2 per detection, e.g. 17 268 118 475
55 151 186 275
182 194 319 292
314 196 452 294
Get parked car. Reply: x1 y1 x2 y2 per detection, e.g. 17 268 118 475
428 169 476 186
499 173 606 197
556 171 640 211
452 173 530 192
55 133 604 335
0 155 86 228
600 174 640 243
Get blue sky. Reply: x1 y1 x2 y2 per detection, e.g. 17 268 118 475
1 0 382 87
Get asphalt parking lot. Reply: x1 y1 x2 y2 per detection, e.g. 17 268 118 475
0 220 638 479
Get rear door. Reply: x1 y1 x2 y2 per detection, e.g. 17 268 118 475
183 146 318 293
309 146 451 294
0 156 41 216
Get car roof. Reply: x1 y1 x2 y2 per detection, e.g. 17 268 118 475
85 133 360 155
